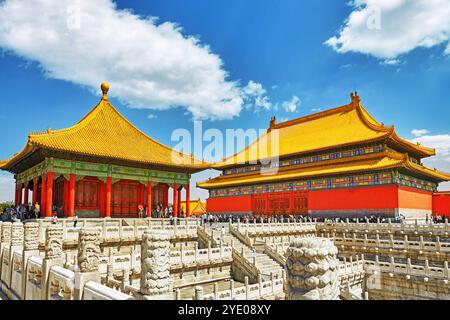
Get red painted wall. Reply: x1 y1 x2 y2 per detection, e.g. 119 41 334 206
433 192 450 217
308 185 399 210
398 186 432 211
207 185 439 214
207 195 253 213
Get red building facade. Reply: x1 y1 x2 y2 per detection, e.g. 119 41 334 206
198 93 450 220
2 83 206 218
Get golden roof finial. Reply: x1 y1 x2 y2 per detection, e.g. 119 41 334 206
101 82 110 100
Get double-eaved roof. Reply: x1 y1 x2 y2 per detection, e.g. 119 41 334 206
198 93 449 189
0 83 207 174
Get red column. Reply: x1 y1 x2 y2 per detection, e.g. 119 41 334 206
99 182 105 217
18 184 23 205
178 188 182 216
173 183 178 217
41 175 46 214
23 182 29 205
45 172 54 217
147 181 152 218
32 177 38 205
164 185 169 208
289 190 294 214
14 186 18 206
186 183 190 218
63 180 68 216
265 193 270 215
68 174 76 217
105 177 112 218
138 183 144 206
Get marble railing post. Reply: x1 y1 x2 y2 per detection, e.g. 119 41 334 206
230 279 235 300
436 236 441 251
22 222 40 299
180 244 184 265
214 282 219 300
194 286 204 300
244 276 249 300
107 263 114 281
207 242 211 260
130 247 137 272
1 222 12 258
257 273 262 296
74 228 101 300
194 244 198 261
4 222 24 289
11 222 24 249
121 267 130 291
138 229 172 300
42 225 64 300
285 237 340 300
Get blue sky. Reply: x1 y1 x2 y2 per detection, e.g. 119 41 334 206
0 0 450 201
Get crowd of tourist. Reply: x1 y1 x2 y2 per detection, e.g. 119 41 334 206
199 214 312 226
0 203 41 222
1 202 447 225
150 203 187 219
197 213 449 226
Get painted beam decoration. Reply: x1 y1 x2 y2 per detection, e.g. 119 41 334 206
16 158 190 186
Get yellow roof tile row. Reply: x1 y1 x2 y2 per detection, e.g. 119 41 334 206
0 85 207 172
213 95 435 169
198 151 450 189
181 199 207 215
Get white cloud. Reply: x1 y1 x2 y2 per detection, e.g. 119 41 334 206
243 81 265 97
325 0 450 61
446 43 450 55
0 0 267 121
282 96 301 113
243 81 273 111
381 58 401 66
0 172 14 203
412 133 450 191
411 129 430 137
147 113 157 120
412 134 450 158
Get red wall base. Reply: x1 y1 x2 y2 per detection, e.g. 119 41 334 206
206 195 253 214
433 192 450 217
308 185 399 210
207 185 437 216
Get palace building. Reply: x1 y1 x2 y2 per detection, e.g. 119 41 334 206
181 198 207 216
198 93 450 219
0 83 207 218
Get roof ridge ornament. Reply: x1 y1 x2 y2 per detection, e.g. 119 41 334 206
269 116 276 129
350 91 360 106
101 82 110 100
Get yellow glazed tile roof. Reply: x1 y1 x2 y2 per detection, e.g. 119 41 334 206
0 83 207 171
213 93 434 169
407 161 450 181
181 198 207 215
198 151 450 189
